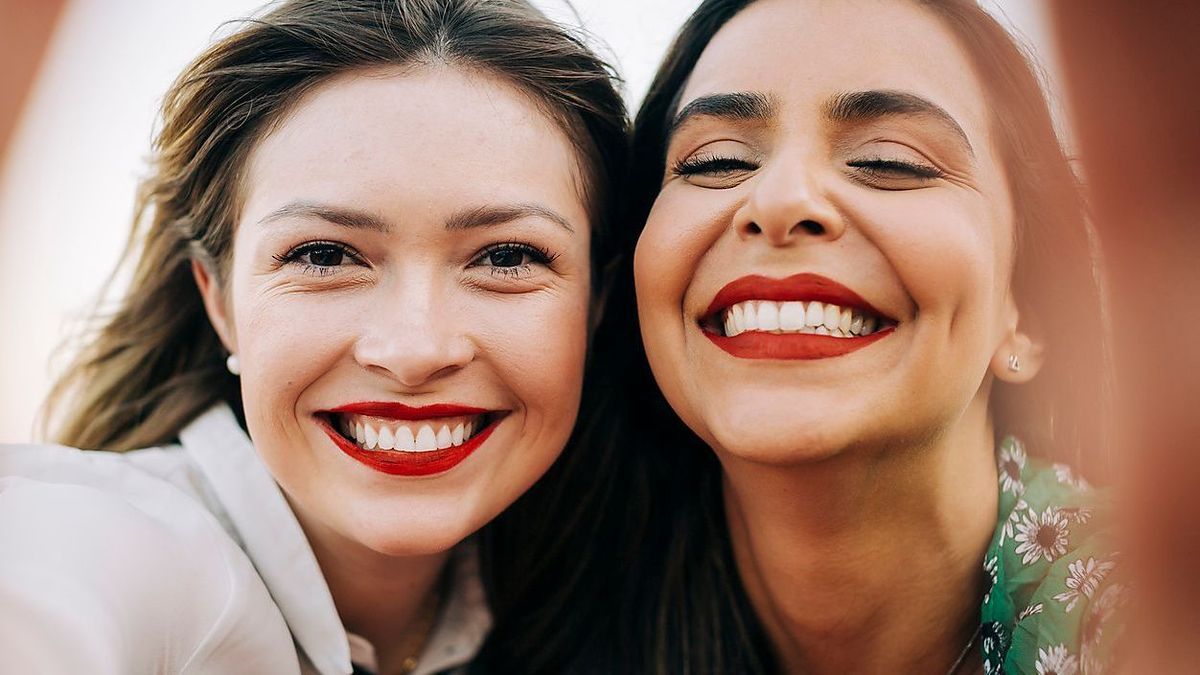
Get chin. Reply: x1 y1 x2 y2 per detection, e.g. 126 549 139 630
345 498 487 558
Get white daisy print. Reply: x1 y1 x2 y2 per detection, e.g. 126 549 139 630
1017 602 1045 620
1000 498 1030 546
998 439 1028 496
1035 644 1079 675
1053 557 1116 612
1014 507 1071 565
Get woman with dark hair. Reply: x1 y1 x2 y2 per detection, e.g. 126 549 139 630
0 1 626 673
519 0 1120 673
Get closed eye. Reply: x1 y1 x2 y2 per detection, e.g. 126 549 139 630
847 158 945 180
671 154 759 177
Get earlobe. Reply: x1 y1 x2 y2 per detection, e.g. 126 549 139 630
991 331 1044 384
190 258 237 354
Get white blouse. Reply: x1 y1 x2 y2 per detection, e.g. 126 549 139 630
0 404 491 675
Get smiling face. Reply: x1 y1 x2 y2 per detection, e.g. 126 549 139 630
634 0 1040 465
196 65 592 557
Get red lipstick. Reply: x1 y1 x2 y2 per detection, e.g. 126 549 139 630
703 273 895 360
319 402 498 476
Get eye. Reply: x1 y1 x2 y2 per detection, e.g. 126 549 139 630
846 158 945 187
469 242 558 277
273 241 364 275
669 153 759 189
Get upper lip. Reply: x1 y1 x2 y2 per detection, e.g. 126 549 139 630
703 273 892 320
324 402 491 420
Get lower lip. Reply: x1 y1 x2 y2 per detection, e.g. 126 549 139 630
705 328 894 360
319 416 498 476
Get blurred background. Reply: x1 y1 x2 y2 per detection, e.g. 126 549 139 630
0 0 1057 442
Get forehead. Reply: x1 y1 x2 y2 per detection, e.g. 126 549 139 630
243 64 583 221
681 0 991 141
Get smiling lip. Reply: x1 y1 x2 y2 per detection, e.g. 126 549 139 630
320 401 497 476
703 273 895 360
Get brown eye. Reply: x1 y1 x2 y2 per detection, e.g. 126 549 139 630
487 248 526 268
305 245 345 267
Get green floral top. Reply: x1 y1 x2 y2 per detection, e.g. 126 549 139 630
980 438 1124 675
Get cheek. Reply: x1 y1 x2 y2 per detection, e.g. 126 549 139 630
469 287 591 439
861 191 1004 323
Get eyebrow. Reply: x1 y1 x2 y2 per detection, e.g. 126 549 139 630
825 89 974 155
444 203 575 234
257 201 390 232
668 91 775 138
257 201 575 234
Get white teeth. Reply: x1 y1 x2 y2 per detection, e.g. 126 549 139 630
779 301 805 330
756 302 780 331
719 298 888 339
452 423 465 446
806 301 825 327
415 425 437 451
823 303 841 330
364 424 378 450
391 425 414 451
377 425 395 451
731 304 745 335
355 421 364 445
465 421 475 439
741 303 759 331
839 308 853 333
436 425 453 450
724 311 739 337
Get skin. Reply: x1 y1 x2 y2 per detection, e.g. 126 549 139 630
634 0 1043 672
194 65 592 674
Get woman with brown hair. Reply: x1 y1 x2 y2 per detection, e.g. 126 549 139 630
0 1 626 673
514 0 1121 673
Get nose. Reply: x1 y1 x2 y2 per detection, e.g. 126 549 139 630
732 155 846 246
352 275 475 389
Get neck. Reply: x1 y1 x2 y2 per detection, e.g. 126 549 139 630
298 514 450 675
722 412 997 674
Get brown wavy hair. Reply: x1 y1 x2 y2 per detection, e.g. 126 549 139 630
43 0 628 453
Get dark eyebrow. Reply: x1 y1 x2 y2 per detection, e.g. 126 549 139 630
444 203 575 234
825 89 974 155
668 91 775 138
257 201 389 232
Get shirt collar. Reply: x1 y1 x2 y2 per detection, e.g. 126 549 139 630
179 404 352 675
178 404 493 675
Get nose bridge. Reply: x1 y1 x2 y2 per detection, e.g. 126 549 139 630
354 264 473 386
738 143 844 244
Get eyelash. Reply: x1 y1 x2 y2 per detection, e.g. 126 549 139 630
670 155 944 183
846 158 945 179
273 240 364 276
670 154 759 177
470 242 560 278
273 240 560 281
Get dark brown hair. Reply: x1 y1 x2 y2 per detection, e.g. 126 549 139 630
503 0 1110 672
45 0 628 452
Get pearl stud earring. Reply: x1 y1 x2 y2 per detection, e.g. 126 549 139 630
226 354 241 376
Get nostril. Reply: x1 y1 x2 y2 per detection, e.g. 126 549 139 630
796 220 825 235
745 222 763 235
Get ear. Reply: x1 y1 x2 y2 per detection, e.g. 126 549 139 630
989 292 1044 384
191 258 237 355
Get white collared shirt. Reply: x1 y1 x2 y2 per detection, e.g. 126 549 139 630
0 404 492 675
